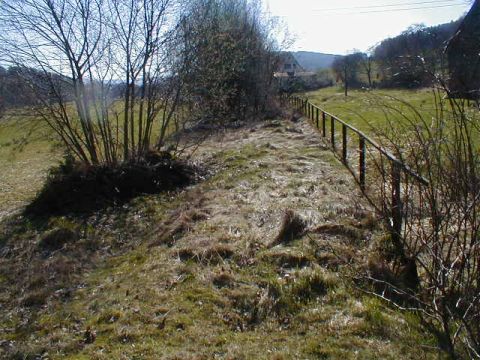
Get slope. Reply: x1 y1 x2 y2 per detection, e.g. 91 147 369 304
0 116 438 359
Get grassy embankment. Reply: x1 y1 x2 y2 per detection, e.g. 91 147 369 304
0 112 442 359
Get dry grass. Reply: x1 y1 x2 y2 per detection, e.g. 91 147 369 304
261 248 312 269
311 223 365 244
176 244 234 265
270 209 307 247
0 116 440 359
150 191 210 247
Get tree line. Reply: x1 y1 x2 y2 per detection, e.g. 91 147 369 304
332 19 462 94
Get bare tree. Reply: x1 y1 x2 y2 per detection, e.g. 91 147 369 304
0 0 180 165
0 0 113 164
332 52 363 96
108 0 180 160
359 52 374 88
0 0 283 168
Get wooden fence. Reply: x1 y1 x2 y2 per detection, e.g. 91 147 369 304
283 94 429 243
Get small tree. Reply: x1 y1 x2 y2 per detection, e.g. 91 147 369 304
0 0 180 165
332 52 363 96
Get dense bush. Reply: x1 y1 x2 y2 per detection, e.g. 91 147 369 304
176 0 281 125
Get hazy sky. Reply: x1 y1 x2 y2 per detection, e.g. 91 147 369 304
264 0 474 54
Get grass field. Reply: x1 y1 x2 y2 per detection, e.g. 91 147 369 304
0 112 61 218
303 86 441 136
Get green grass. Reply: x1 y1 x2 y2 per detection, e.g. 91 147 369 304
303 86 440 136
0 112 61 216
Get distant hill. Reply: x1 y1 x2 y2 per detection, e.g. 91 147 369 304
292 51 340 71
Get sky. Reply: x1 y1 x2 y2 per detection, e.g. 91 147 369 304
264 0 474 55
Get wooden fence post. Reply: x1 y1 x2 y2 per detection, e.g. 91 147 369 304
359 136 366 191
331 116 335 149
342 124 348 164
322 112 326 137
316 108 319 128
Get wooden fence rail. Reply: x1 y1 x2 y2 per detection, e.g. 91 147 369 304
283 94 429 241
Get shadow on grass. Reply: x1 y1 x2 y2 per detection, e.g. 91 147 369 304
25 153 204 217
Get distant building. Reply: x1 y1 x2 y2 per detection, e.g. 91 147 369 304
274 52 322 93
445 0 480 99
275 52 304 77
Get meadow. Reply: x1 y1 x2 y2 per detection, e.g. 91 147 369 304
0 112 61 218
0 116 439 359
303 86 442 136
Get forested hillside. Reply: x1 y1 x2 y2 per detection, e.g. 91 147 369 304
374 19 462 87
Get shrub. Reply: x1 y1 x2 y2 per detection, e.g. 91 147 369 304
26 153 201 215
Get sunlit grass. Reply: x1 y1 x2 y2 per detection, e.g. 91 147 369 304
0 111 60 216
303 86 440 135
301 86 480 164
